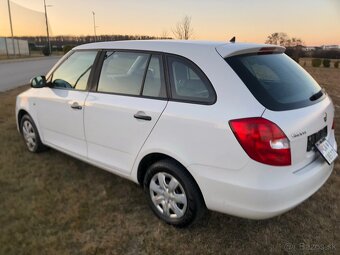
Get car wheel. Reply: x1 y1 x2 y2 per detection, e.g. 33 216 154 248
20 114 46 153
143 159 205 227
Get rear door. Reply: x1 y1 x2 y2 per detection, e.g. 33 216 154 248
226 52 336 169
84 51 168 174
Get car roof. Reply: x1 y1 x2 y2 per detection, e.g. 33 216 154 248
74 40 224 51
74 40 284 58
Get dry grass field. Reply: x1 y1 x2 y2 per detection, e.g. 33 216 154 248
0 67 339 255
301 58 339 69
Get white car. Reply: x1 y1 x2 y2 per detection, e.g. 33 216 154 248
16 40 337 227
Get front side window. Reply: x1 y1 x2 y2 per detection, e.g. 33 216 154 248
167 56 216 104
97 51 150 96
51 51 97 90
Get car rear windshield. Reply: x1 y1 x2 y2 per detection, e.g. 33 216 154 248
226 53 324 111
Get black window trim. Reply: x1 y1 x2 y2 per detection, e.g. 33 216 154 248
47 49 101 92
162 53 172 99
139 54 152 96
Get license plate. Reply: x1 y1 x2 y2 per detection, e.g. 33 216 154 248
315 138 338 165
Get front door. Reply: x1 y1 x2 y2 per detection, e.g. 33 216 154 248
36 50 98 158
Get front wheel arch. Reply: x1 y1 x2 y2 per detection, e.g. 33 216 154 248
17 109 29 134
19 113 46 152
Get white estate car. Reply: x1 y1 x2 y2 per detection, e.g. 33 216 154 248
16 40 337 227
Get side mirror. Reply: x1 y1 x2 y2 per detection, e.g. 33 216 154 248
30 76 47 88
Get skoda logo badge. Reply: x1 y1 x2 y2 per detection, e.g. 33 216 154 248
324 112 327 122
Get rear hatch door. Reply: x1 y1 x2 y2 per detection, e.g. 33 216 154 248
224 48 336 169
263 97 335 169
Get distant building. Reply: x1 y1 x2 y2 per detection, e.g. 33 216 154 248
302 46 317 51
321 45 340 50
0 37 30 56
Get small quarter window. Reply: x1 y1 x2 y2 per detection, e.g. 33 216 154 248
167 56 215 104
97 51 150 95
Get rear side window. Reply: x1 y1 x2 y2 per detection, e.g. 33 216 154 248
167 56 216 104
142 55 167 98
98 51 149 95
226 54 323 111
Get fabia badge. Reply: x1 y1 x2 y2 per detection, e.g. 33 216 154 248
324 112 327 123
291 131 307 139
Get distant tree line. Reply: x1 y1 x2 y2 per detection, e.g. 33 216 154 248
266 32 340 62
308 49 340 59
17 15 194 55
16 34 172 52
285 47 340 61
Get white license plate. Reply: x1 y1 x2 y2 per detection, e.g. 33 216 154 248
315 138 338 165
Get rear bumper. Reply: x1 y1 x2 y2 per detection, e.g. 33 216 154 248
189 156 334 219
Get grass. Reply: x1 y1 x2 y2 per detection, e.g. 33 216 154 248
0 67 339 254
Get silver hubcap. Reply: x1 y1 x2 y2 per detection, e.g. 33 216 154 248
149 172 187 219
22 120 36 151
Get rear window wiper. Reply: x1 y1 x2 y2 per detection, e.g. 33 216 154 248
309 89 324 101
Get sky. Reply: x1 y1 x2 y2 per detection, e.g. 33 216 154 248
0 0 339 46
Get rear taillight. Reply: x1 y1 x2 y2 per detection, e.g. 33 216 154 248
229 117 291 166
332 119 335 130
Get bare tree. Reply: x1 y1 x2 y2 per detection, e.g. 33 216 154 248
172 16 193 40
265 32 288 46
160 29 170 39
290 37 304 47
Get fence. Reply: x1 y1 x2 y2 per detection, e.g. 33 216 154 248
0 37 30 56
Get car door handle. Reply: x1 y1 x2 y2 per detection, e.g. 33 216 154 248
71 102 82 110
134 111 152 121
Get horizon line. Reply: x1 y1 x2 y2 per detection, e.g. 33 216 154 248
0 34 338 47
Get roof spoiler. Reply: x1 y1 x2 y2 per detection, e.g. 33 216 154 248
216 44 286 58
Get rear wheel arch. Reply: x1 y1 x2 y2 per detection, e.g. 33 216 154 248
137 152 206 206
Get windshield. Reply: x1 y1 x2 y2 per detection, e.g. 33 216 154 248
226 53 324 111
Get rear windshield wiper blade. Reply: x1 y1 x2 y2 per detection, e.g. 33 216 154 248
309 89 324 101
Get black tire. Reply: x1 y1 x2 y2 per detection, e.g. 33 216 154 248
20 114 46 153
143 159 206 227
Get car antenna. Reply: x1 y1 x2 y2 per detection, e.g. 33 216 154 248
229 36 236 43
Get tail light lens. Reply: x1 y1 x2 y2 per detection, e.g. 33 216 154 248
229 117 291 166
332 119 335 130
